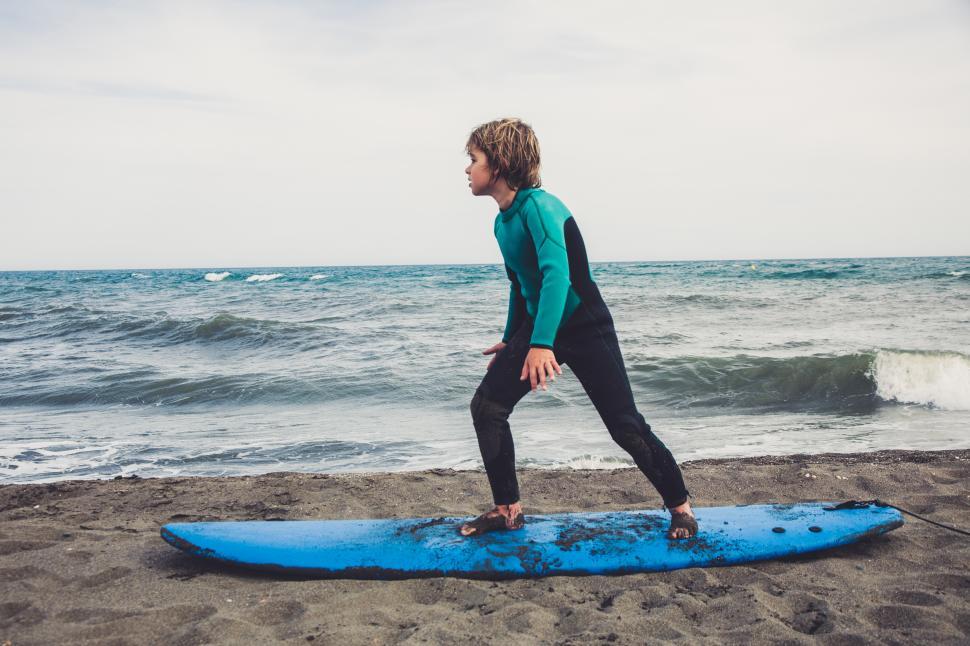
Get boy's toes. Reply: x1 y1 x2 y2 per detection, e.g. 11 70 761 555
457 510 507 537
667 511 698 540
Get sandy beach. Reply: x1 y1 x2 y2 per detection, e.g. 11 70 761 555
1 448 968 645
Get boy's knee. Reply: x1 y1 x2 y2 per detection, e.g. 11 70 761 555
605 410 659 451
605 411 644 447
470 386 512 427
470 387 515 462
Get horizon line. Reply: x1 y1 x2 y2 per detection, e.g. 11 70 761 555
1 253 967 273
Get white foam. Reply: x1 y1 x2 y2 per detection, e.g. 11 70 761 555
0 441 124 482
868 349 970 411
130 272 149 279
309 274 329 281
204 271 231 282
538 454 634 470
246 273 283 282
949 271 967 278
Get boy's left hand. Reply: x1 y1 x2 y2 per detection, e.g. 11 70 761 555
520 348 563 392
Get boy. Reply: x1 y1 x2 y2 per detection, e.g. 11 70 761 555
458 118 698 540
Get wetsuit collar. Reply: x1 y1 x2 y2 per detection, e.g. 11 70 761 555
499 187 540 221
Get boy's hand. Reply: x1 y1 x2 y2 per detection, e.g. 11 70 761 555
483 342 507 370
520 348 563 392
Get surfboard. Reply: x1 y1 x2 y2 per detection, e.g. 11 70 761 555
160 501 902 579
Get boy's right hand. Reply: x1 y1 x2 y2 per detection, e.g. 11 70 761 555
483 342 507 370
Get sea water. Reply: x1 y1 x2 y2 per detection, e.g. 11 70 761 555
1 257 968 483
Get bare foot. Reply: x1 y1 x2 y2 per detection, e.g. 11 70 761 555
667 501 698 540
459 502 524 536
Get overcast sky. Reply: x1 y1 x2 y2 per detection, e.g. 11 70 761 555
1 1 968 271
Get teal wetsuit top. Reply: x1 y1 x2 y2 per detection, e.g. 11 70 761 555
494 187 599 349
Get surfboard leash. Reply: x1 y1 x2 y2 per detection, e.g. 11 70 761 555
825 499 970 537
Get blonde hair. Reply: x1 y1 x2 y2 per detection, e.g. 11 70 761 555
465 117 541 191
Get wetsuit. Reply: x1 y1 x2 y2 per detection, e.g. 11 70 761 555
471 187 692 509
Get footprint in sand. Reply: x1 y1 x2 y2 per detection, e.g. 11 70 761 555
868 604 932 630
56 608 146 624
928 471 961 485
65 549 95 562
0 540 56 556
153 604 218 623
0 601 46 629
890 590 944 607
248 600 306 626
763 591 835 636
73 565 133 588
0 565 51 582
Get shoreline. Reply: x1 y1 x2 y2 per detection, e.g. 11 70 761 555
2 448 968 644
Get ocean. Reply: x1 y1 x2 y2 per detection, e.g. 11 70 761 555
1 257 968 484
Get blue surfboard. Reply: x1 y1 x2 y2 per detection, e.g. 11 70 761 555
160 501 902 579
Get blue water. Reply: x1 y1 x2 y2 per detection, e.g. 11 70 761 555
1 257 969 483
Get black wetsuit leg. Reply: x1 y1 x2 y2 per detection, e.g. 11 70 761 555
554 289 691 509
471 285 691 509
470 318 535 506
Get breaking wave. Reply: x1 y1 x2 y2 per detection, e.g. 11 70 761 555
627 349 970 413
246 273 283 282
868 350 970 411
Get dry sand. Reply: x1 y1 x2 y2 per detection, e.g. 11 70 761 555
1 448 968 645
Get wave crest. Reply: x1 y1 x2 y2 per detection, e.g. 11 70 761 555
0 369 381 407
759 269 855 280
628 349 970 413
920 270 969 280
10 308 334 349
868 350 970 410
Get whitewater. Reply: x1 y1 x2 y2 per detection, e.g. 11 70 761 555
1 256 968 482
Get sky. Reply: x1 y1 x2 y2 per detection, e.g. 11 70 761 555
1 1 968 271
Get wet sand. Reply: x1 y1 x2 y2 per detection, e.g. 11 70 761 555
1 448 968 645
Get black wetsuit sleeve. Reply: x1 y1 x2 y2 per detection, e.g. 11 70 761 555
502 263 528 343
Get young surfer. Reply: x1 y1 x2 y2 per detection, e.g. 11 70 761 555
458 118 698 540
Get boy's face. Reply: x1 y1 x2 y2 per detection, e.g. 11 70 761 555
465 145 494 196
